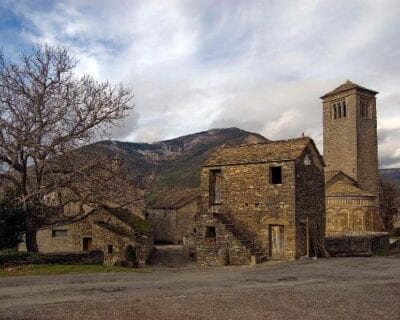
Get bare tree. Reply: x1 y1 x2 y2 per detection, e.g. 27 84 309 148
0 45 133 252
379 180 399 231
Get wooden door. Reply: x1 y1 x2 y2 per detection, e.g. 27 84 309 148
269 225 284 259
83 237 92 251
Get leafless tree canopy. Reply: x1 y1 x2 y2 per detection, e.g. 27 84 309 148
0 45 134 251
379 180 399 231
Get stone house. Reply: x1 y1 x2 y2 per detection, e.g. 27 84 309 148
321 81 382 234
32 205 153 266
195 137 326 266
146 189 200 245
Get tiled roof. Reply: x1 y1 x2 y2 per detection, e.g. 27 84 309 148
203 137 322 166
320 80 378 99
148 188 199 209
105 207 152 235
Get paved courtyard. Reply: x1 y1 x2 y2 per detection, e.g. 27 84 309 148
0 254 399 320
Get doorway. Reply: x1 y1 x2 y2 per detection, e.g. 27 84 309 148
269 225 284 259
82 237 92 251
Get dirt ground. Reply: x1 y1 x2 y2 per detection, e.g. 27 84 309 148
0 247 399 320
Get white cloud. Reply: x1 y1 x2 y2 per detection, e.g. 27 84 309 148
3 0 400 166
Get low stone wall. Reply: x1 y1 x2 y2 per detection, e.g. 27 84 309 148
0 250 104 267
325 232 389 257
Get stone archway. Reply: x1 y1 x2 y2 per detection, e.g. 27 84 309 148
337 209 350 232
352 209 364 232
326 209 337 233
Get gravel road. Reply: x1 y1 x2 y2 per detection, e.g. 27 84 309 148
0 254 399 320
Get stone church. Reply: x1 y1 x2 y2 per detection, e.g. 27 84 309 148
321 80 382 234
195 80 384 266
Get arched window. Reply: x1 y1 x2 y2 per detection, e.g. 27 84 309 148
333 105 337 119
342 102 346 117
337 102 342 118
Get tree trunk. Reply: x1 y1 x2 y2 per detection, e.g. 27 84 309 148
25 216 39 253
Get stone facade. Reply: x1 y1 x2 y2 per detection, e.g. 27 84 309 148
31 206 153 266
322 81 382 234
195 138 326 266
146 189 199 244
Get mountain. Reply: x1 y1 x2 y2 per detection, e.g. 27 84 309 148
83 128 269 203
380 168 400 187
81 128 400 204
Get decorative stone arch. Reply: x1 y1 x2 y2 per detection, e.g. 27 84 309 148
337 209 350 232
352 209 364 232
365 209 375 231
326 209 337 232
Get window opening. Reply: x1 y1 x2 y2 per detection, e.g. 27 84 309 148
270 166 282 184
209 169 222 205
205 226 216 242
52 230 67 237
108 244 113 254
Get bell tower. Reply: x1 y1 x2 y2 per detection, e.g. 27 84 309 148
321 80 379 199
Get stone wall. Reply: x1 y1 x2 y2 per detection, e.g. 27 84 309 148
295 147 326 257
146 198 199 244
33 210 153 266
196 143 326 266
325 232 389 256
326 197 379 234
199 161 297 260
0 250 104 267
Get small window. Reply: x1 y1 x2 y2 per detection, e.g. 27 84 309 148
108 244 113 254
343 102 346 117
333 105 337 119
270 166 282 184
337 102 342 118
193 228 197 234
205 226 216 242
52 230 67 237
209 169 222 205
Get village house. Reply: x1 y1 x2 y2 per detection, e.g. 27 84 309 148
195 137 326 266
146 188 200 245
19 156 154 267
33 206 153 266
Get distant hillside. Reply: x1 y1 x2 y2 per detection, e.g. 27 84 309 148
82 128 269 203
380 168 400 187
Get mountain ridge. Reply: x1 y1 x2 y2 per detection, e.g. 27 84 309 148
82 127 269 202
81 127 400 204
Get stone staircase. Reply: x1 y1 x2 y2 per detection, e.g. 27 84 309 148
214 212 267 264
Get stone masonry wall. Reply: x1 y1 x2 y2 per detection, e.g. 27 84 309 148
35 211 153 266
323 89 379 201
326 197 379 234
195 212 256 266
147 199 199 244
323 91 358 182
198 160 297 263
295 147 326 257
325 232 389 256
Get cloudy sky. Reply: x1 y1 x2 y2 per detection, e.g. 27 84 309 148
1 0 400 167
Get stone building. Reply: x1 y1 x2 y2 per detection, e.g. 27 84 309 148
36 209 153 266
22 203 153 266
195 137 326 266
146 189 200 244
321 80 382 233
